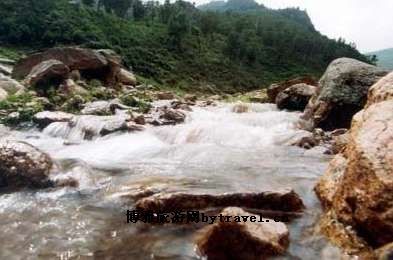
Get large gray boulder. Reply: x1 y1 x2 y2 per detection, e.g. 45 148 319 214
0 140 54 189
301 58 388 130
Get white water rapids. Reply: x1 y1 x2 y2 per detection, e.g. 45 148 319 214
0 102 339 259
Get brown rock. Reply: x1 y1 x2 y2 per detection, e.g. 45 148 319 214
315 72 393 252
58 79 89 96
156 91 175 100
135 189 305 213
0 76 25 95
331 100 393 247
196 207 289 259
159 108 186 124
366 71 393 107
315 154 347 209
267 76 317 103
12 47 108 79
184 94 197 103
24 59 69 87
276 83 317 111
0 140 54 189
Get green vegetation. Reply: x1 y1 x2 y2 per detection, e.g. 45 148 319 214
0 0 372 93
0 93 44 125
367 48 393 70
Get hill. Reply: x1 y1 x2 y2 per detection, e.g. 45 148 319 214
367 48 393 70
0 0 372 93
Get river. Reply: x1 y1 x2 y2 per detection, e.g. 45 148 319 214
0 102 336 259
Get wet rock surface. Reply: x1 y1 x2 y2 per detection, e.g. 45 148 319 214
0 140 54 189
196 207 290 260
135 189 305 213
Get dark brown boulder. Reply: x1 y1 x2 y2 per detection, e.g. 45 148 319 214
13 47 108 80
196 207 290 260
267 76 317 103
24 59 70 87
276 83 317 111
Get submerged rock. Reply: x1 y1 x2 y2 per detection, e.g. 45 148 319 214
276 83 316 111
196 207 289 260
302 58 387 131
135 189 305 213
0 140 54 189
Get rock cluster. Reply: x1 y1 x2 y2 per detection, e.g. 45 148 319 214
315 72 393 256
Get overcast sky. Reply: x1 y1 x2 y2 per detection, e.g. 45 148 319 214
193 0 393 53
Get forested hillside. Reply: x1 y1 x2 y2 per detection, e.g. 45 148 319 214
0 0 372 92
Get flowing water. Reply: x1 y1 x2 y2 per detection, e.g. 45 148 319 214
0 102 336 259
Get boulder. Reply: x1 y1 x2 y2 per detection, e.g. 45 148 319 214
0 76 25 95
24 59 70 87
196 207 289 259
58 79 89 96
135 189 305 213
276 83 317 111
366 71 393 107
117 68 137 86
267 76 317 103
302 58 388 130
33 111 74 128
0 140 54 189
315 72 393 252
0 87 8 101
12 47 108 79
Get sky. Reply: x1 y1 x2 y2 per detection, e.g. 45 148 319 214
193 0 393 53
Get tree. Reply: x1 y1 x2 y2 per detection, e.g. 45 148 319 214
167 10 190 50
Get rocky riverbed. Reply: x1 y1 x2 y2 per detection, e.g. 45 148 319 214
0 47 392 259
